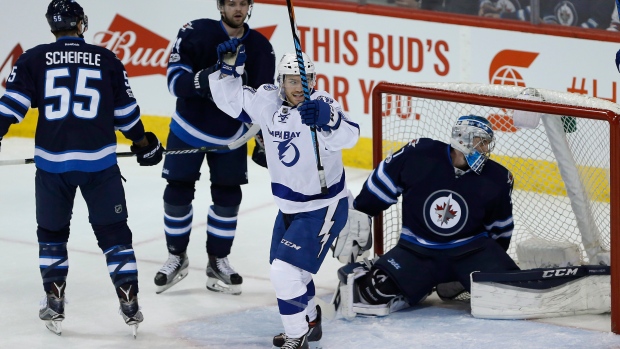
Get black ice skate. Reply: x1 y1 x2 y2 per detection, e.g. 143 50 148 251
154 252 189 294
206 255 242 295
273 305 322 349
117 284 144 339
39 281 66 335
273 332 309 349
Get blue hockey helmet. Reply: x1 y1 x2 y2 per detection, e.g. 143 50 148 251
45 0 88 34
450 115 495 174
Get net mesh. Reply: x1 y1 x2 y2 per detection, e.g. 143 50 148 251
376 82 612 263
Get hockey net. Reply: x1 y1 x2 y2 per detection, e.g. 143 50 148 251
371 82 619 271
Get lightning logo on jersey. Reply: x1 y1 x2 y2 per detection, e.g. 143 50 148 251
317 203 337 258
276 138 300 167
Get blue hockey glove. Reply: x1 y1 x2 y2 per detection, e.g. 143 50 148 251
299 99 333 131
130 132 164 166
217 38 242 59
616 48 620 73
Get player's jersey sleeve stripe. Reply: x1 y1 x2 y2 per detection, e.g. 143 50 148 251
376 161 398 195
4 90 31 109
170 112 245 146
485 216 514 231
114 102 137 117
168 70 183 97
0 101 26 122
115 116 141 132
365 169 398 204
33 144 118 173
167 64 193 77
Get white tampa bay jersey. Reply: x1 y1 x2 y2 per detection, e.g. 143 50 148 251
209 72 360 214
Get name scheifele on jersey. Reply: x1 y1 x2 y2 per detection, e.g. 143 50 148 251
0 37 144 174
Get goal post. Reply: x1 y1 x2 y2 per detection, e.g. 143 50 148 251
370 81 620 333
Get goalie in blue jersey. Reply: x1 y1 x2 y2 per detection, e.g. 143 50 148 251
334 115 520 319
0 0 164 337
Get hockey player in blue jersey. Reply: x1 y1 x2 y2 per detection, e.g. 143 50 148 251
335 115 520 319
153 0 276 296
208 47 359 348
0 0 164 337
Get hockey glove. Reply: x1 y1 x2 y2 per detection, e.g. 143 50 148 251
217 40 246 78
131 132 164 166
616 48 620 73
299 99 337 131
251 131 268 168
194 64 218 98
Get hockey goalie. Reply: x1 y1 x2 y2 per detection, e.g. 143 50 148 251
332 115 611 320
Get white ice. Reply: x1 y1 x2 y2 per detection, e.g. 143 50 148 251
1 137 620 349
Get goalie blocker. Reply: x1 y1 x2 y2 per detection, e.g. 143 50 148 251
471 265 610 319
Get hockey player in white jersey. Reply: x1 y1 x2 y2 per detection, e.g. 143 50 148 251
209 47 360 349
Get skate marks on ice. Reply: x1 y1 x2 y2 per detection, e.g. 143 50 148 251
175 298 620 349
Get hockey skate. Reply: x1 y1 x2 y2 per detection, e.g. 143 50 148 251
117 284 144 339
273 333 309 349
206 255 242 295
39 281 66 335
154 252 189 294
273 305 322 349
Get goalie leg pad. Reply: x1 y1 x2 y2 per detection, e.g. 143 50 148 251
471 265 611 319
332 209 372 264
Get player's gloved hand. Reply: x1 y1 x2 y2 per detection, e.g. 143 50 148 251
130 132 164 166
616 49 620 73
251 131 267 168
194 64 218 98
218 41 246 78
299 99 337 131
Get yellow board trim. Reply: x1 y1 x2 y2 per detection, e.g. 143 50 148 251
5 112 609 203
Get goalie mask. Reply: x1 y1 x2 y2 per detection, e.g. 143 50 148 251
450 115 495 174
45 0 88 35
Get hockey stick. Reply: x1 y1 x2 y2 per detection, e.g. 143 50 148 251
0 123 260 166
285 0 328 195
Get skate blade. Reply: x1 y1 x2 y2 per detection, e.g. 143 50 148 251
155 269 189 294
206 278 242 295
131 323 139 339
44 320 62 335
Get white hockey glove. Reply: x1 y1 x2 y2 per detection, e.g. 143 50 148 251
333 209 372 264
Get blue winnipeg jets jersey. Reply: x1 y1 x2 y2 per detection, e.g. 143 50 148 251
166 19 276 148
209 73 360 214
354 139 514 250
0 37 145 173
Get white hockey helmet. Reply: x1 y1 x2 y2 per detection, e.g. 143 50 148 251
277 52 316 86
450 115 495 174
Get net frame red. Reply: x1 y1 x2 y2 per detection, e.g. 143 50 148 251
371 81 620 333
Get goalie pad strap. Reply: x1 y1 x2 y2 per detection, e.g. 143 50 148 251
471 265 610 319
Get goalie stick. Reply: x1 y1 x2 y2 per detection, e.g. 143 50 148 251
285 0 328 195
0 123 260 166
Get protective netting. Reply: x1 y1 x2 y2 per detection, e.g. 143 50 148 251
376 82 613 263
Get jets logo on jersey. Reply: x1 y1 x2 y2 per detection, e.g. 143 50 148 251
275 138 300 167
423 190 468 236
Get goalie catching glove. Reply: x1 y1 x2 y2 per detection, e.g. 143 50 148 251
332 209 372 264
217 38 246 78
